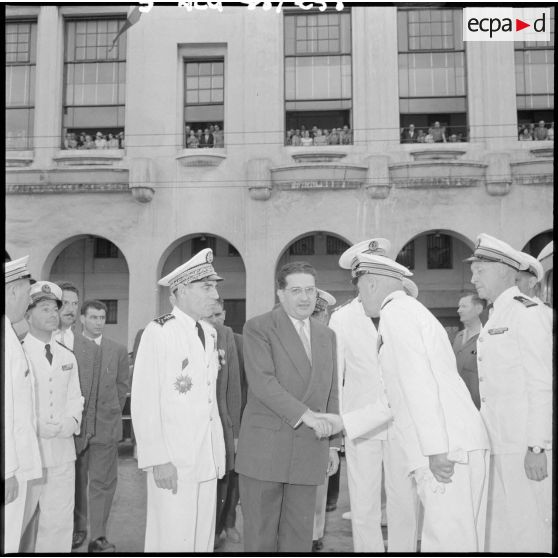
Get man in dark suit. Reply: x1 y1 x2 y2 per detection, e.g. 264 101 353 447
203 300 242 548
199 127 214 148
235 261 340 552
77 300 129 552
401 123 418 143
452 293 485 409
54 282 101 551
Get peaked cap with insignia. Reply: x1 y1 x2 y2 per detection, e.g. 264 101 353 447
351 253 413 280
315 289 337 312
464 233 527 271
5 255 32 284
158 248 223 289
28 280 63 309
339 237 392 269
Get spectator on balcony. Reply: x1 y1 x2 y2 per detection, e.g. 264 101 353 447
328 128 340 145
84 135 96 150
301 130 313 146
196 129 203 144
95 132 107 150
448 134 459 143
107 133 119 149
313 129 328 146
311 125 319 139
416 129 426 143
187 130 199 148
199 128 214 148
401 124 418 143
340 125 352 145
533 120 548 141
528 122 536 138
519 127 533 141
291 130 302 146
213 124 224 148
185 125 191 144
286 130 294 145
118 132 125 149
429 121 446 143
209 124 215 135
77 133 87 149
547 122 554 141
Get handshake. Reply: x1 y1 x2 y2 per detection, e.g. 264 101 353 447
301 410 344 439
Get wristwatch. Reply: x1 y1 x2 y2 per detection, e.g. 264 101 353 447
528 446 545 454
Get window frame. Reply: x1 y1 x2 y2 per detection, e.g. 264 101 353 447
99 299 118 324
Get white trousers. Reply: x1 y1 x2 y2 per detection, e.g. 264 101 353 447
345 434 419 552
486 452 552 553
3 476 29 553
313 476 328 540
145 469 217 552
414 449 489 553
25 462 75 553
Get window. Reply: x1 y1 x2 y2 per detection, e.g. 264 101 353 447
398 9 468 143
94 238 119 258
6 21 37 150
63 18 126 150
228 243 240 257
284 10 353 145
326 236 350 255
396 240 415 270
99 299 118 324
289 236 315 256
192 235 217 255
184 59 224 148
515 9 554 140
427 234 452 269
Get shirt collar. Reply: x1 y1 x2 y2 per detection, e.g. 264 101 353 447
25 331 56 350
172 305 197 329
288 315 310 330
380 289 406 310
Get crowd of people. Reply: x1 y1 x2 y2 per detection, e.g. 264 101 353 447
5 231 552 554
286 125 353 146
400 121 466 143
518 120 554 141
185 123 224 148
62 131 125 150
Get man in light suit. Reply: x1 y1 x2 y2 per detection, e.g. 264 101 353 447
235 261 340 553
4 256 43 554
468 234 552 552
55 282 102 551
77 299 129 552
131 248 226 552
328 238 419 552
347 251 490 552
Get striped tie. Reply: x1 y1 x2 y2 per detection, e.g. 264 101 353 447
297 320 312 363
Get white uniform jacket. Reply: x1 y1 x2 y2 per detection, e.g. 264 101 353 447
4 317 42 481
131 306 226 482
22 333 83 468
377 291 490 474
328 298 392 440
477 286 552 453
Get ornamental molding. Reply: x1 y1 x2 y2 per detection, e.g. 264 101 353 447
176 151 226 167
290 151 348 163
410 149 466 161
53 150 124 166
392 177 481 189
6 183 131 194
275 179 363 191
513 174 554 186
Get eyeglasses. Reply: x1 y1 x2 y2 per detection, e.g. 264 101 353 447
283 287 317 297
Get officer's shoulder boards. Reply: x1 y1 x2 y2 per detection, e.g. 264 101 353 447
153 313 176 326
513 295 538 308
56 340 74 354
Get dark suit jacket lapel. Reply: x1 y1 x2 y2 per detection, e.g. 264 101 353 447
302 320 329 401
75 335 94 400
100 337 112 372
272 306 311 381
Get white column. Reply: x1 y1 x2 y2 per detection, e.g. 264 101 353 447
33 6 64 167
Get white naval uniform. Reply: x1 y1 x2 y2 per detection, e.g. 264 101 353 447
131 306 226 552
22 333 83 553
4 317 43 553
377 291 490 552
329 298 418 552
477 286 552 552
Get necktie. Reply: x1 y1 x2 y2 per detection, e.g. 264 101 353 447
45 343 53 365
371 317 380 330
196 322 206 350
297 320 312 363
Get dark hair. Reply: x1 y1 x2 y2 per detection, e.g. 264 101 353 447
81 299 108 316
460 292 486 310
276 261 316 290
56 281 80 298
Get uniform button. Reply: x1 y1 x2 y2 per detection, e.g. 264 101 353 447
208 399 212 404
478 377 484 382
50 402 53 407
478 337 484 343
481 397 486 402
50 414 54 419
207 381 211 386
478 357 483 362
49 390 53 394
49 378 52 382
210 417 213 421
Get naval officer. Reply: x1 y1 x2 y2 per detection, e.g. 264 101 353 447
131 248 226 552
468 234 552 552
347 251 490 552
328 238 418 552
4 256 43 553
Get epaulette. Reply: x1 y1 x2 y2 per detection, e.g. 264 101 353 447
56 340 75 354
331 297 355 314
153 313 176 326
513 295 538 308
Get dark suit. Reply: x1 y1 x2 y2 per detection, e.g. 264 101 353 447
452 330 481 409
235 306 339 552
199 133 214 148
401 128 418 143
75 336 129 541
214 324 242 537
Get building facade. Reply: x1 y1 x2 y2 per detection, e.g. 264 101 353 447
6 4 554 349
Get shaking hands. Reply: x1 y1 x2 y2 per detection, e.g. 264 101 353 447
301 410 344 439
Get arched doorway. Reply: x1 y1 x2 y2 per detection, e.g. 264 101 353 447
396 229 476 341
521 230 553 257
48 235 130 348
159 234 246 333
276 232 354 309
